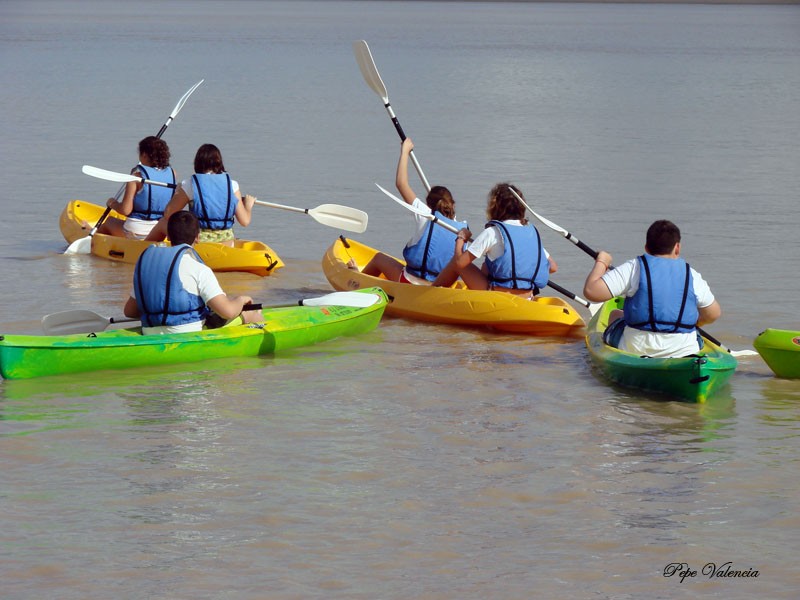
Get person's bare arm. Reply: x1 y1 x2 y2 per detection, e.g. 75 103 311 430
698 300 721 326
395 138 416 204
234 192 255 227
124 296 140 318
207 293 254 321
583 250 614 302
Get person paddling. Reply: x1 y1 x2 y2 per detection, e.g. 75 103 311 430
360 138 467 284
432 183 557 297
583 219 722 358
124 211 258 335
144 143 256 247
97 136 176 239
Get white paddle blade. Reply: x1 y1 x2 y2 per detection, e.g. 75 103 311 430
171 79 204 118
42 309 114 335
301 291 382 308
308 204 368 233
375 184 460 235
64 235 93 255
353 40 388 101
82 165 138 184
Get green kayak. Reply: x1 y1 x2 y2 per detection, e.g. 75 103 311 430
0 288 388 380
753 328 800 379
586 297 738 402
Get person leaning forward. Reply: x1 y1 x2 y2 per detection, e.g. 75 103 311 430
124 211 259 335
583 219 721 358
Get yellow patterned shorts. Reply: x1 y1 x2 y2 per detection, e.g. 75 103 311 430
198 228 235 243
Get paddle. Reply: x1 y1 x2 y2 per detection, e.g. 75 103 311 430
353 40 431 193
80 167 368 233
507 189 758 357
82 165 178 188
375 183 594 308
254 200 368 233
65 79 204 255
41 291 383 335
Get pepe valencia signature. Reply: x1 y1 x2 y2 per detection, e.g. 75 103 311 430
664 562 760 582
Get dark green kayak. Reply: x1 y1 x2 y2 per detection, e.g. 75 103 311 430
585 297 738 402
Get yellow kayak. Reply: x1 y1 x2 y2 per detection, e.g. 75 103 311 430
60 200 284 276
322 236 585 336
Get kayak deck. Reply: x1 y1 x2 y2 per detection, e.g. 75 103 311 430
60 200 284 276
322 236 585 337
0 288 388 379
586 297 737 402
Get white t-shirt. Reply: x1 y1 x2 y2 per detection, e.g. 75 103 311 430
601 257 715 357
131 250 225 335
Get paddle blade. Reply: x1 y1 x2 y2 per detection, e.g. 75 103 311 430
308 204 368 233
353 40 388 100
64 235 93 255
82 165 138 184
301 291 382 308
42 309 115 335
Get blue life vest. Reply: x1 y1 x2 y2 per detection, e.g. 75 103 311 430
129 165 175 220
402 212 468 281
623 254 699 333
190 173 236 230
133 244 209 328
484 221 548 291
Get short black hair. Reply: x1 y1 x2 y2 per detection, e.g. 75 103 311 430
645 220 681 255
167 211 199 246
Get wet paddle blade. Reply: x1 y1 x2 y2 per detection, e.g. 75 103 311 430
64 235 93 255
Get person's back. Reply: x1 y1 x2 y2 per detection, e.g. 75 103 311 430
124 212 254 335
583 219 721 358
361 138 466 284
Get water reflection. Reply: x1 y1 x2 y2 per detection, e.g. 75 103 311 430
588 391 737 535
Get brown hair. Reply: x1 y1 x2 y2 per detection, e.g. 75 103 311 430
486 183 528 224
645 220 681 255
193 143 226 174
425 185 456 219
138 136 170 169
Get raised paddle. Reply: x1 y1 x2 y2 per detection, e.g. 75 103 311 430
375 183 468 238
507 189 758 357
65 79 204 255
353 40 431 192
374 183 595 308
254 200 368 233
41 291 383 336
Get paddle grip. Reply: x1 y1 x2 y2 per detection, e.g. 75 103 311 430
577 240 598 259
242 303 262 311
391 116 407 141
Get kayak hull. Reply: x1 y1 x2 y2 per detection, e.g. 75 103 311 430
753 328 800 379
322 237 584 337
586 297 737 402
0 288 387 380
60 200 284 276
